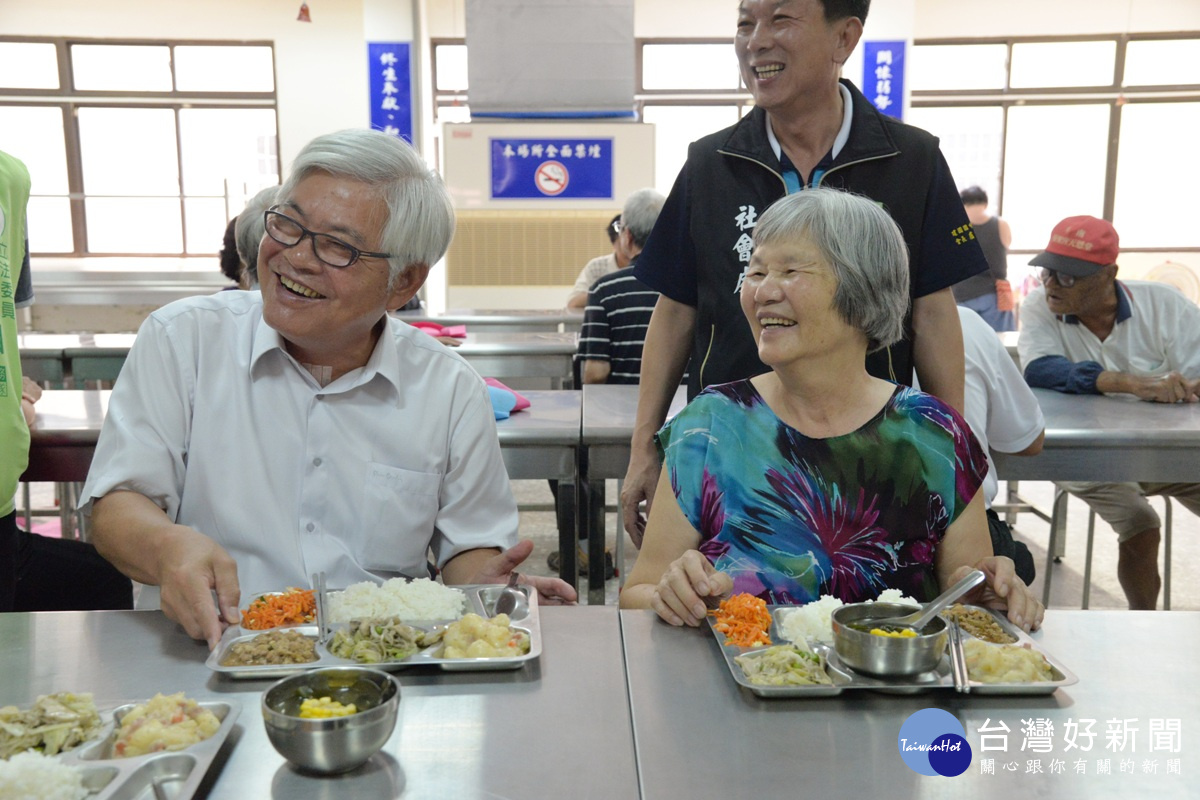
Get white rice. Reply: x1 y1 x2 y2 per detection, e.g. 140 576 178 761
778 590 918 647
326 578 467 622
0 751 87 800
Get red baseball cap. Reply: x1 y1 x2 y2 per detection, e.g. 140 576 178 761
1028 215 1120 277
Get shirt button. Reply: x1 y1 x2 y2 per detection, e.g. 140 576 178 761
313 457 322 467
306 522 315 532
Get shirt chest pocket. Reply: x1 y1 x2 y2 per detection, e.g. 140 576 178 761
355 462 442 571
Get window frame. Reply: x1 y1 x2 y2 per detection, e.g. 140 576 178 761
0 35 280 258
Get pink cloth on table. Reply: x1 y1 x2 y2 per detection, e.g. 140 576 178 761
484 378 531 412
412 322 467 339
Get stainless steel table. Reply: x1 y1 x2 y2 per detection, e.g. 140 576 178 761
621 608 1194 798
395 307 583 333
456 331 578 389
578 385 686 601
0 606 638 799
993 389 1200 483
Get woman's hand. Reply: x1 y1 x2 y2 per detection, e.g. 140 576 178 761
650 550 733 627
952 558 1044 632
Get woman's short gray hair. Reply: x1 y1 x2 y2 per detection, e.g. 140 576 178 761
280 128 455 288
234 185 278 287
751 188 910 352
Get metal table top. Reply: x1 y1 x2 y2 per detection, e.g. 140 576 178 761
580 384 686 478
395 307 583 333
621 608 1195 799
0 606 638 799
994 389 1200 482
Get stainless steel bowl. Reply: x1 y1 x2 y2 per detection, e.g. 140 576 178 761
262 667 400 774
831 602 948 678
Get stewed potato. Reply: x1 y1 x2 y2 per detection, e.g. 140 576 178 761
440 613 530 659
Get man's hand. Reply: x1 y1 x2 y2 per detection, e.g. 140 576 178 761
154 525 241 650
1131 372 1195 403
621 443 661 549
467 539 578 605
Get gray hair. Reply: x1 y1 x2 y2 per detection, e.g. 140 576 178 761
234 185 278 287
751 188 909 353
280 128 455 288
620 188 666 249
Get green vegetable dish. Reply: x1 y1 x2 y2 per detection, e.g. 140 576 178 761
327 616 435 664
734 645 833 687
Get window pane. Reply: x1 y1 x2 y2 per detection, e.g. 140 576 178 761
906 106 1004 210
175 45 275 92
1003 104 1110 250
85 198 182 253
909 44 1007 91
78 107 179 195
184 197 228 254
71 45 172 91
435 45 468 91
0 42 60 89
178 108 278 195
1010 41 1116 88
642 105 740 193
437 104 471 124
1124 39 1200 86
1114 102 1200 248
27 197 74 253
642 44 740 90
0 106 70 193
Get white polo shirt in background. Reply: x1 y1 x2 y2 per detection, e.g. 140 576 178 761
81 290 518 610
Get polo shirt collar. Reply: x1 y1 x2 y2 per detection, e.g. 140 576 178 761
765 81 853 164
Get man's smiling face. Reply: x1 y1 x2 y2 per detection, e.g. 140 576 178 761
258 171 404 372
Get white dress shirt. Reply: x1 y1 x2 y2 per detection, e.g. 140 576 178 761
81 291 518 609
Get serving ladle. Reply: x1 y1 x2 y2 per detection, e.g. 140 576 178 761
868 569 986 634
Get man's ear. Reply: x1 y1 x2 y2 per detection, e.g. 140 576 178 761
387 263 431 312
833 16 864 66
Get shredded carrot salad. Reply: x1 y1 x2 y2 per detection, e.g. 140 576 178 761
241 587 316 629
710 593 772 648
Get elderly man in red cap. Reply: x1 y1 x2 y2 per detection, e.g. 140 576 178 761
1019 215 1200 609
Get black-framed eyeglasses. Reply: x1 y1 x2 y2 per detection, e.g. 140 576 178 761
1038 268 1077 288
263 207 392 269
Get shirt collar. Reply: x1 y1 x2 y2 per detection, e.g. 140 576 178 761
249 311 402 399
765 82 853 164
1058 279 1133 325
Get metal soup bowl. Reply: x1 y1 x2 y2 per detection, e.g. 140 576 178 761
262 667 400 775
831 602 948 678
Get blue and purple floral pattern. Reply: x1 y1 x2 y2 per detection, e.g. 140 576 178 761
656 381 987 604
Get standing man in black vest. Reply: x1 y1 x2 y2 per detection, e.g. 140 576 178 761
622 0 989 545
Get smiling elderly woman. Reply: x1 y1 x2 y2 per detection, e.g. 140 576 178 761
619 188 1043 632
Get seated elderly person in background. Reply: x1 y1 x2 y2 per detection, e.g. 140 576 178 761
233 185 279 288
620 188 1042 632
83 128 575 649
1019 214 1200 610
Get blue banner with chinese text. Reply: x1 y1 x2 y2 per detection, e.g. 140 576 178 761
862 40 905 121
368 42 413 143
490 139 613 199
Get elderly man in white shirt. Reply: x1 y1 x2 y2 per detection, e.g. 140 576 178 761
1019 214 1200 609
83 129 575 648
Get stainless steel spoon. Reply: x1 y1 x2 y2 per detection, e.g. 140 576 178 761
493 571 522 617
871 569 986 634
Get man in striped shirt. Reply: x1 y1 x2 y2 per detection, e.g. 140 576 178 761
577 188 671 385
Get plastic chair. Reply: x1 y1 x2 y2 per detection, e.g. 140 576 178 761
1045 488 1173 609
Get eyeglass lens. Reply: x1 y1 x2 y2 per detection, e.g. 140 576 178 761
1039 268 1076 288
266 211 359 268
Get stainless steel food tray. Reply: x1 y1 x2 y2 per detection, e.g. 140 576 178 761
709 605 1077 698
54 700 240 800
209 584 541 678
